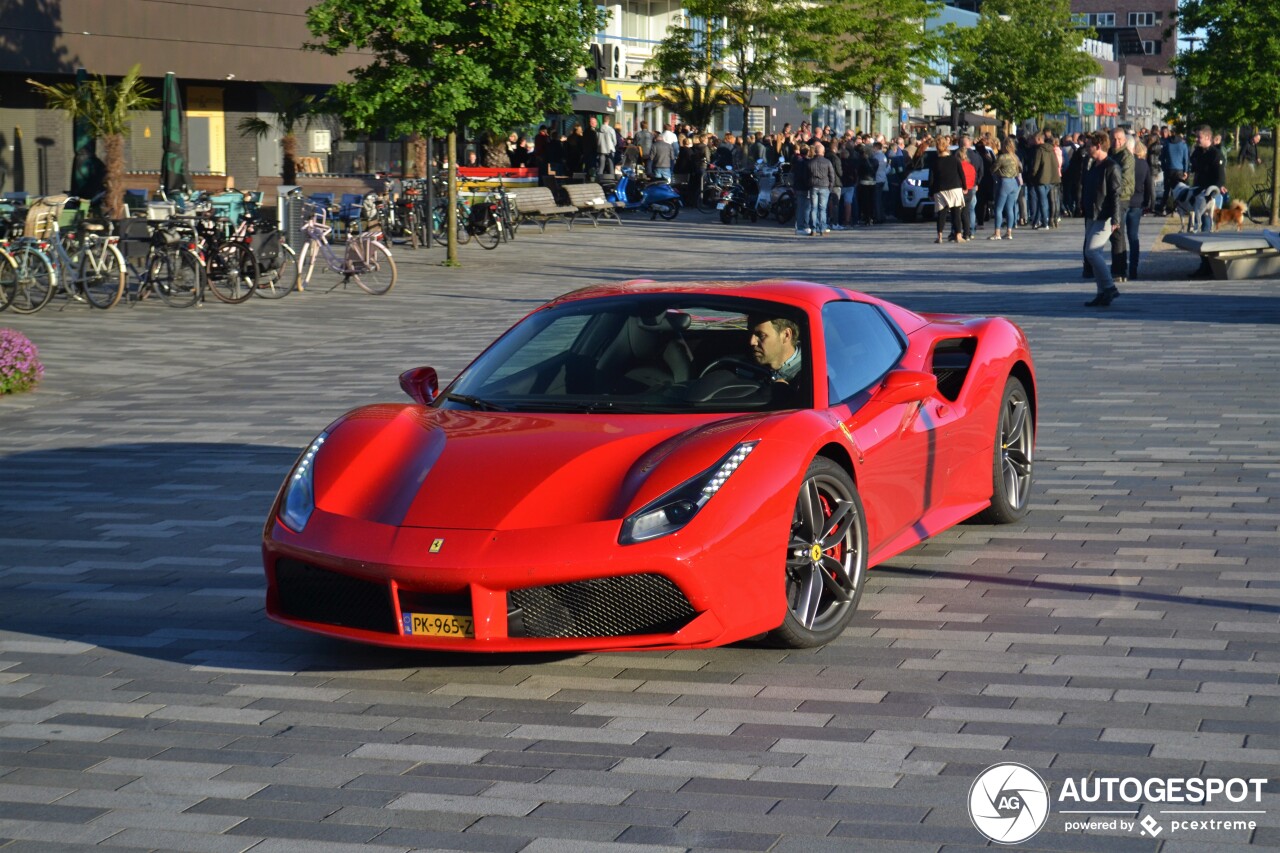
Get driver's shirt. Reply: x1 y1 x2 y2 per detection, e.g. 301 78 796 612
774 349 802 383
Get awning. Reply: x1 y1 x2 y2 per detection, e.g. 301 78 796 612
571 90 614 113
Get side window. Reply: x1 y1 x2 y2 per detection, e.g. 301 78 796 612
483 313 591 387
822 302 906 403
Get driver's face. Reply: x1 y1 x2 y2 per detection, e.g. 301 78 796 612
750 321 792 370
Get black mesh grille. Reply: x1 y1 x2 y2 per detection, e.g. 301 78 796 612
273 559 397 634
508 574 696 639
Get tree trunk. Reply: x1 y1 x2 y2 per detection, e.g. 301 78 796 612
102 134 125 220
483 132 510 168
1271 119 1279 227
446 129 459 266
412 133 427 179
282 133 298 186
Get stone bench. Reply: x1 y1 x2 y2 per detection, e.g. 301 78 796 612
1161 231 1280 280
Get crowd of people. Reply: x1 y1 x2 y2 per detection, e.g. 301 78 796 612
478 117 1240 306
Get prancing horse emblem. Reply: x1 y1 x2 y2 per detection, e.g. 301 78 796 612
429 539 445 553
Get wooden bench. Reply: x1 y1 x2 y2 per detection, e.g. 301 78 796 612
509 186 577 232
1161 231 1280 280
564 182 622 226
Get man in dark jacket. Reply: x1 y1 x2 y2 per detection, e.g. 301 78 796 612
1081 131 1123 307
1109 128 1135 281
791 146 812 235
1030 133 1057 228
1190 125 1226 233
825 140 844 229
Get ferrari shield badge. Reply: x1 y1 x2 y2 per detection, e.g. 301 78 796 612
429 538 445 553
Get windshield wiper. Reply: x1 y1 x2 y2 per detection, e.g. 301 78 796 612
509 399 621 413
442 393 507 411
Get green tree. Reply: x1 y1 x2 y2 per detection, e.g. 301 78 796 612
1163 0 1280 225
644 0 799 133
306 0 603 263
642 80 735 134
28 64 157 219
947 0 1098 133
237 82 320 187
791 0 948 133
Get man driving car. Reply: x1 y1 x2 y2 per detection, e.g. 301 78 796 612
748 316 802 383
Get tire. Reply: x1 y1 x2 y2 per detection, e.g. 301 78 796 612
352 240 396 295
150 248 202 308
254 242 296 299
773 194 795 224
1247 189 1273 226
5 245 56 314
974 376 1033 524
0 250 15 311
767 457 867 648
206 242 257 304
719 205 737 225
656 202 679 220
293 241 315 291
474 218 502 249
433 202 471 246
697 184 720 213
81 242 126 309
404 211 419 250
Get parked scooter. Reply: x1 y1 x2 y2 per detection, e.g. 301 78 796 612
607 168 682 220
717 170 753 224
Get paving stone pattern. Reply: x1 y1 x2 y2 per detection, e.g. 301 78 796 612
0 212 1277 852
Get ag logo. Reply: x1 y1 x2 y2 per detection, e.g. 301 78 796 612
968 762 1050 844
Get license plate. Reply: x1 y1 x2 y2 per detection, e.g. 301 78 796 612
716 202 727 209
402 612 474 638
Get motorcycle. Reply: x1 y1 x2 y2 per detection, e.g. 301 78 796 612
716 170 753 224
607 168 682 220
751 162 796 224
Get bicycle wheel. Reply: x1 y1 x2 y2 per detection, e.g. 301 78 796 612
254 242 297 299
351 240 397 295
1247 189 1273 225
433 202 471 246
697 181 720 213
207 242 257 304
474 218 502 249
80 241 126 309
150 248 202 308
0 249 14 311
294 241 316 291
404 211 419 250
6 245 56 314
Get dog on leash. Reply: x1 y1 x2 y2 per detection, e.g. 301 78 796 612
1213 198 1247 232
1170 182 1219 233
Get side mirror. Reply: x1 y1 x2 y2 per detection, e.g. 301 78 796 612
399 366 439 405
877 369 937 404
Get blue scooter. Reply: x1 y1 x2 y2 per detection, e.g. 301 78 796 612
606 168 682 220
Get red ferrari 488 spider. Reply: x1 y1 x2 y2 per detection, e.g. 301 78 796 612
263 280 1035 651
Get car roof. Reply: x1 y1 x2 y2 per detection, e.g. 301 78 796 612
546 279 929 333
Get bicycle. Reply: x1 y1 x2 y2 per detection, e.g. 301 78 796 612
1246 172 1275 225
293 201 397 295
467 177 519 250
117 217 203 308
8 198 125 312
430 191 472 246
192 205 259 305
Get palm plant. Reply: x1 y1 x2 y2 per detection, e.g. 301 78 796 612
28 64 157 219
238 83 319 186
643 80 734 133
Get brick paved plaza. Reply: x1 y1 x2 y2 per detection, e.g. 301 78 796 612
1 213 1277 852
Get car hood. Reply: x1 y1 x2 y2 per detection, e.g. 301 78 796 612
311 404 770 530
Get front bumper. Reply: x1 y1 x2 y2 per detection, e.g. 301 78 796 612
262 502 787 652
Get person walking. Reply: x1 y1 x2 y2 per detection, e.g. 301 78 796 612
929 136 967 243
1238 132 1262 168
1081 131 1122 307
1126 139 1155 280
1030 132 1056 229
989 136 1022 240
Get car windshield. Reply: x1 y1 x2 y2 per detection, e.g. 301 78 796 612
442 294 813 414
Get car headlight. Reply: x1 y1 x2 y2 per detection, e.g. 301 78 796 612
620 441 758 544
279 431 327 532
905 177 923 187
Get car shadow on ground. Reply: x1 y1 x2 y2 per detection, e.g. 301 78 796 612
0 443 584 674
